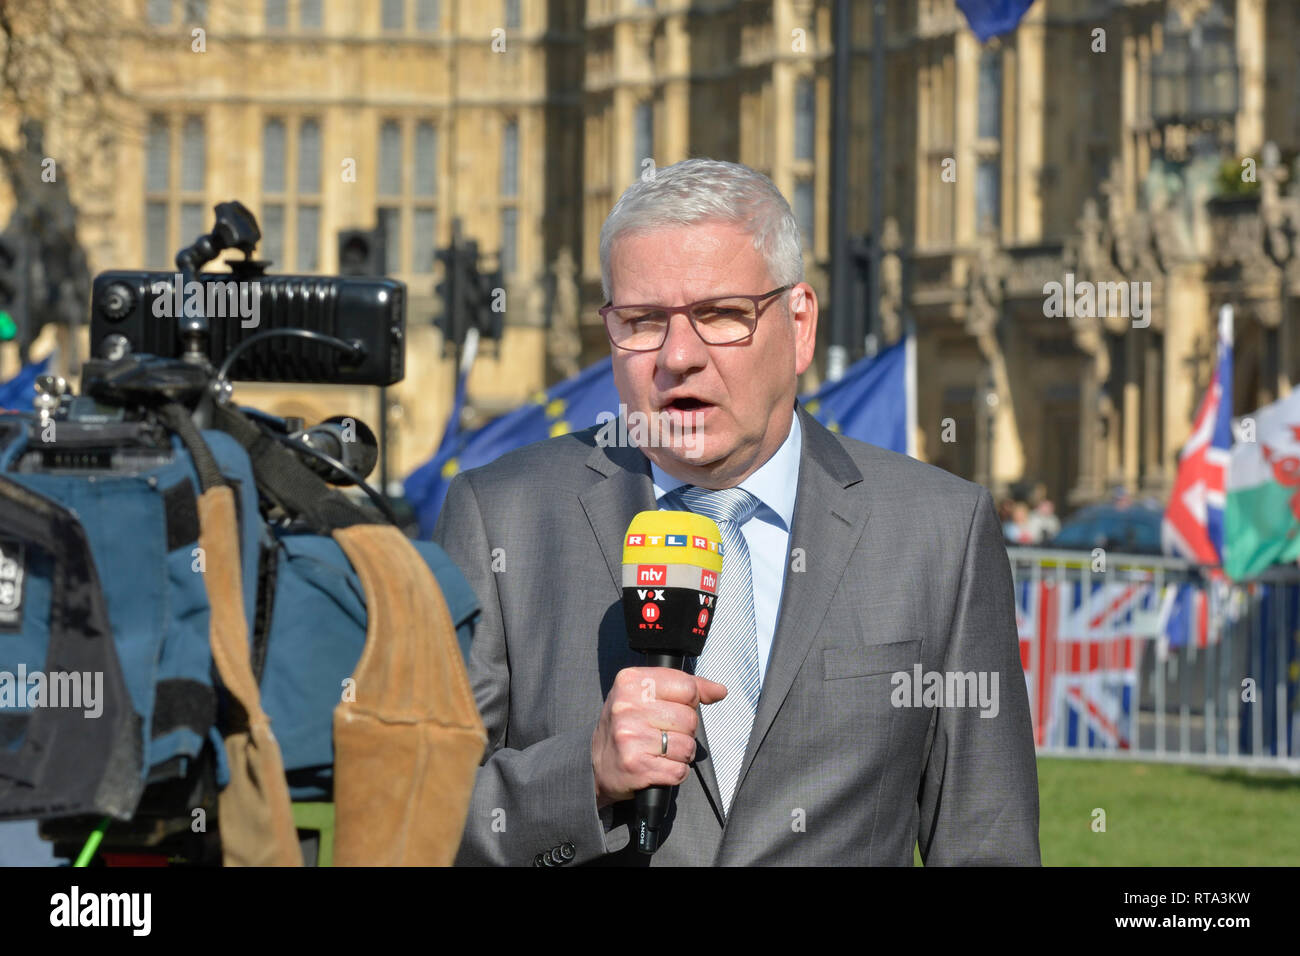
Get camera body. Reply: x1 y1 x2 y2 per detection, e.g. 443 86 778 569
0 202 480 865
90 268 405 387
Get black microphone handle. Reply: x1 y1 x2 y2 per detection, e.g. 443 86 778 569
634 652 686 855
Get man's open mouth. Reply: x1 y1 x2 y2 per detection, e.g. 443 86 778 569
664 397 712 412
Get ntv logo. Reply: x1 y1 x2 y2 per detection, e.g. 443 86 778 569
637 565 666 586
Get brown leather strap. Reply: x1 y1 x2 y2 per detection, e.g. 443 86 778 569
198 486 303 866
331 523 486 865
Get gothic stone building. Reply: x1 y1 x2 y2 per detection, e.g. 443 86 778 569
7 0 1300 509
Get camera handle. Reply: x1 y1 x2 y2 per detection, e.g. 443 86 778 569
173 201 263 366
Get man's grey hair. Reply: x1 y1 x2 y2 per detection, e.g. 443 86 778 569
599 158 804 302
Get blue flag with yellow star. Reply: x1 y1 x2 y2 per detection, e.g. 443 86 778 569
406 357 619 536
956 0 1036 42
437 367 470 460
799 335 912 455
407 335 916 535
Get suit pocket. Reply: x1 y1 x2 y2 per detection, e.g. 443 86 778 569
823 639 921 681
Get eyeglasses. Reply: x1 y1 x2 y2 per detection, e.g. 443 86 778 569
599 285 793 352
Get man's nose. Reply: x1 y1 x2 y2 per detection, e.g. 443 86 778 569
657 311 708 372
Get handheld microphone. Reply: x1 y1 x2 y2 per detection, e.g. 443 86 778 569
621 510 723 854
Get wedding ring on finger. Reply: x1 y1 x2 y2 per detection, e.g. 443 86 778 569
661 730 669 756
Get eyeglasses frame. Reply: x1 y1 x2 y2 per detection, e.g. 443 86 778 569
599 284 795 352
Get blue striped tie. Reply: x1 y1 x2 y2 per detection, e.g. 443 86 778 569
673 485 762 816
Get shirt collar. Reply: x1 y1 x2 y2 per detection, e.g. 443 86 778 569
650 408 801 530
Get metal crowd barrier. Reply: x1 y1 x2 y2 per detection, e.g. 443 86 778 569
1006 547 1300 772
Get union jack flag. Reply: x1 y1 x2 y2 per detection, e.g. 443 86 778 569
1162 306 1234 564
1016 576 1161 749
1155 579 1212 656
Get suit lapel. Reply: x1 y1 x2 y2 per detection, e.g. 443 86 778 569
578 439 657 594
574 408 867 834
730 405 870 804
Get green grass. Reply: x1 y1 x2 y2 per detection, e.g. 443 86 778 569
916 757 1300 865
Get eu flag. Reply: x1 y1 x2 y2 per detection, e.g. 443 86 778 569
798 335 912 454
407 333 917 534
956 0 1037 42
406 357 619 536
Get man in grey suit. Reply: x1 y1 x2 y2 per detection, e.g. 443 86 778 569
434 158 1040 865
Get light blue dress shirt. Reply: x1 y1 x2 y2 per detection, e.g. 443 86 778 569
650 409 802 685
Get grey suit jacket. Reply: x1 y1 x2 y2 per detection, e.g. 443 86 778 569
433 403 1040 865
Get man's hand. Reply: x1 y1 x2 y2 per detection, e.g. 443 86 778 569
592 667 728 809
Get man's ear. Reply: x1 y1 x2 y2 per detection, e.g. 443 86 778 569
790 283 819 376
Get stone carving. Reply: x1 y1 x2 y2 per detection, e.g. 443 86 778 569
879 216 903 344
1076 197 1106 278
1004 253 1065 298
1058 163 1177 334
1260 141 1298 274
1169 0 1217 29
547 246 582 379
964 233 1007 361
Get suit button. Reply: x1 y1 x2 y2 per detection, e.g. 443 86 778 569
548 846 566 866
533 853 548 867
559 842 575 862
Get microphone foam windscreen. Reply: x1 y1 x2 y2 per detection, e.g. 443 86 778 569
621 510 724 655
